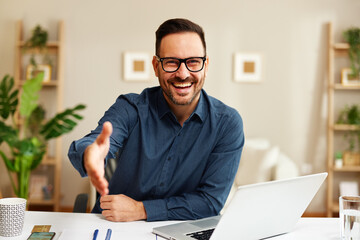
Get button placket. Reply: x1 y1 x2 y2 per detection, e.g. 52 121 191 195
155 128 183 196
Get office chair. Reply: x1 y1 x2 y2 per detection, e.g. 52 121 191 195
94 157 118 200
73 193 88 213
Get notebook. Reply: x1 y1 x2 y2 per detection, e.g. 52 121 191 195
153 172 327 240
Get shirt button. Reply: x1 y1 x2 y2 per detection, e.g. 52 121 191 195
167 157 171 161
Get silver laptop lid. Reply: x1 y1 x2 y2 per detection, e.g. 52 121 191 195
210 172 328 239
153 172 327 240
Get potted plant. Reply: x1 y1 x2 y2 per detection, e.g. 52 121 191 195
23 24 50 67
343 27 360 79
337 104 360 165
0 74 85 199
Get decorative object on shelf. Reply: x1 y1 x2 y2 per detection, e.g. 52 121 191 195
343 151 360 166
343 27 360 80
233 53 262 83
341 68 360 86
337 104 360 166
29 175 48 200
26 64 51 82
326 22 360 217
23 25 50 67
334 152 343 168
123 52 152 81
339 181 359 196
0 74 86 199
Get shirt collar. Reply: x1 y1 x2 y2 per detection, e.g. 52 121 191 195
157 88 207 123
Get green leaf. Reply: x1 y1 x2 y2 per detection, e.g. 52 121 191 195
25 25 48 49
0 75 19 119
0 150 16 172
40 104 86 140
0 121 18 145
28 105 46 137
20 72 43 117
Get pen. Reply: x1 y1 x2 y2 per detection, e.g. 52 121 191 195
105 228 112 240
92 229 98 240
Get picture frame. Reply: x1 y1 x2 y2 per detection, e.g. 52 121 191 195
26 64 52 82
341 68 360 86
29 175 48 200
123 52 152 81
233 53 262 83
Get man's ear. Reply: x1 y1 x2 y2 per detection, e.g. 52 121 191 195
204 56 209 78
152 56 159 77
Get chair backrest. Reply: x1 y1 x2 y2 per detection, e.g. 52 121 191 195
73 193 88 213
95 157 118 200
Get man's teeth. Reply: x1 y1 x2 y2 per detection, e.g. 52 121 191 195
173 83 192 88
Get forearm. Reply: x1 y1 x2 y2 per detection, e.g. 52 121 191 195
68 139 94 177
143 190 225 221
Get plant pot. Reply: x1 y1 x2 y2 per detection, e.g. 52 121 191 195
343 151 360 166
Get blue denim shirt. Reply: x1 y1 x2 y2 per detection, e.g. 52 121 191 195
68 86 244 221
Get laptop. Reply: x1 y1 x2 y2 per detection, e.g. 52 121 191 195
153 172 327 240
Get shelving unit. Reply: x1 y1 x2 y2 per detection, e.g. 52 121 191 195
14 20 64 211
326 22 360 217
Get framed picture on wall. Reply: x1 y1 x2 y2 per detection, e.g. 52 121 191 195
26 64 52 82
123 52 152 81
341 68 360 86
233 53 262 83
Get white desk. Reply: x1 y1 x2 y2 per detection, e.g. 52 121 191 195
0 211 340 240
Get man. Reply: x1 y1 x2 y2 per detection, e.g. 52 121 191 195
68 18 244 222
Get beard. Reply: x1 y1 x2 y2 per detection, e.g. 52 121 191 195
162 76 203 106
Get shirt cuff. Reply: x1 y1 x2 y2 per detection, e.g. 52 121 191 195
68 140 89 177
143 199 168 221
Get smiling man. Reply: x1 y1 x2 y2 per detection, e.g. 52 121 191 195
68 18 244 222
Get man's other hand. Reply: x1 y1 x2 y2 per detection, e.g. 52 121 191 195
100 194 147 222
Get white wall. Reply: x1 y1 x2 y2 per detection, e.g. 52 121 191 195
0 0 359 212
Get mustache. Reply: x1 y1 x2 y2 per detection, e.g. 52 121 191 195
168 76 196 83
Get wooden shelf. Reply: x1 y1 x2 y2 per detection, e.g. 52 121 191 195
333 124 360 131
332 201 339 213
18 80 58 87
14 20 64 212
326 22 360 217
333 43 350 50
28 198 55 206
333 166 360 172
17 41 60 48
333 84 360 90
41 157 57 165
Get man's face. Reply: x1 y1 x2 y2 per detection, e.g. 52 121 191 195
153 32 209 107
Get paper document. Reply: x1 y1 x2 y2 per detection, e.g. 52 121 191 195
58 228 150 240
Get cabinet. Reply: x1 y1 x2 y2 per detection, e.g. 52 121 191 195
14 20 64 211
326 22 360 217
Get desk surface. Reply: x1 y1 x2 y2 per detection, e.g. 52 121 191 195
1 211 340 240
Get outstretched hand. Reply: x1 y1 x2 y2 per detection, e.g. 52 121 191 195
84 121 113 196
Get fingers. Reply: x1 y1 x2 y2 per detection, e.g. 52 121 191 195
84 121 112 195
99 195 147 222
96 121 113 145
91 177 109 196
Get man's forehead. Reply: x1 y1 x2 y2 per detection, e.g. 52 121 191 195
159 32 205 56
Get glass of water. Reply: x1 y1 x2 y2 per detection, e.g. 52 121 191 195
339 196 360 240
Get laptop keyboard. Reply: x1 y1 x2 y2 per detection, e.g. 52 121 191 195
186 228 215 240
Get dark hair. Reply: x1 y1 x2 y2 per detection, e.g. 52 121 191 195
155 18 206 56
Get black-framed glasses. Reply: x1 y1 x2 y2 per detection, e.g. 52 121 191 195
156 56 206 73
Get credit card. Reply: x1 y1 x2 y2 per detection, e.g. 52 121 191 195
32 225 51 232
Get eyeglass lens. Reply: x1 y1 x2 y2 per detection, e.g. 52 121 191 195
162 57 205 72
